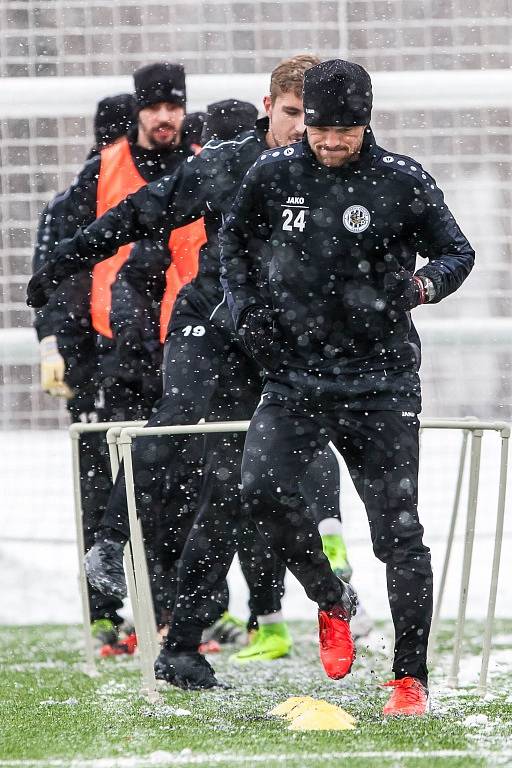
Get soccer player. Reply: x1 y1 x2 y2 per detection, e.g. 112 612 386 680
220 59 474 715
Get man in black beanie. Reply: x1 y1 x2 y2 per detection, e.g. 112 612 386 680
29 63 194 653
220 58 475 715
94 93 136 149
134 62 186 149
201 99 259 145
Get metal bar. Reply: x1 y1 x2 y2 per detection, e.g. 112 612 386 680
429 429 469 661
420 419 510 432
121 438 162 703
104 428 144 657
106 427 123 479
69 420 145 437
118 420 251 441
69 431 96 676
478 430 510 694
448 429 483 687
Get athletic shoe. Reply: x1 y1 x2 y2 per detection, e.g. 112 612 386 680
154 647 218 690
84 538 127 599
100 631 137 657
198 639 221 654
318 581 358 680
321 534 353 581
90 618 118 648
231 622 292 663
351 601 374 640
201 611 246 645
382 677 430 717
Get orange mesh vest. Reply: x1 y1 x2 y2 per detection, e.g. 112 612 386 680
160 220 206 342
92 137 206 341
92 138 146 337
159 140 206 342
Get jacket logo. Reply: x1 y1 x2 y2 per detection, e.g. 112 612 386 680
342 205 371 233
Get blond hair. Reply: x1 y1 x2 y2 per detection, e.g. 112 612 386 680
269 54 321 104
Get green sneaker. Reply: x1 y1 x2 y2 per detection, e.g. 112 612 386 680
202 612 246 645
90 618 118 647
231 622 292 663
321 533 353 581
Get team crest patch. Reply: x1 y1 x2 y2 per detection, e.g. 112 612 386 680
342 205 371 233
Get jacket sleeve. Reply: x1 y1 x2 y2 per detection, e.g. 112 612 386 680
219 162 270 328
110 238 170 339
50 157 206 281
32 182 94 339
411 175 475 302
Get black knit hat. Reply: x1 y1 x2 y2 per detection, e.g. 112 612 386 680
201 99 258 144
303 59 372 127
182 111 207 147
133 62 186 110
94 93 136 147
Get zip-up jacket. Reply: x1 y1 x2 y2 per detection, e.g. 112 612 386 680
220 129 475 411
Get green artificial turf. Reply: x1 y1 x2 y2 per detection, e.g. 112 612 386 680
0 621 511 767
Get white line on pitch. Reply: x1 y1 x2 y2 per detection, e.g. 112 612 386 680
1 750 512 767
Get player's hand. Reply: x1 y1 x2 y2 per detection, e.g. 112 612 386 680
239 306 283 372
27 262 58 308
384 269 425 311
39 335 73 398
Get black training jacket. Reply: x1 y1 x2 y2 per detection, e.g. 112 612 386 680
47 119 270 318
220 128 475 411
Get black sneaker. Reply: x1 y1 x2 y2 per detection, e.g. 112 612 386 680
339 580 359 620
154 647 219 690
84 539 127 599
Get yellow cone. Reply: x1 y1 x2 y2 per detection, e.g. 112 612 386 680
268 696 316 717
268 696 357 731
288 707 356 731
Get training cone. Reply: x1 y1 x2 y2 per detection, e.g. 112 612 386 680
268 696 316 717
288 706 356 731
268 696 356 731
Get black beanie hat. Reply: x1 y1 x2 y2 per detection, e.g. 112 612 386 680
94 93 136 148
303 59 372 127
201 99 258 144
182 111 207 146
133 62 186 110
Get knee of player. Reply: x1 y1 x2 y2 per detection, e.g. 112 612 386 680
371 531 431 568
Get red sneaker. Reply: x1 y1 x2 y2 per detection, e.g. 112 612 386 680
318 604 356 680
100 631 137 657
382 677 429 716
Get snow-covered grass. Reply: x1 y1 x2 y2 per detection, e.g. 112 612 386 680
0 621 511 767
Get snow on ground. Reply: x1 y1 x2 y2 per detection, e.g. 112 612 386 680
0 427 510 624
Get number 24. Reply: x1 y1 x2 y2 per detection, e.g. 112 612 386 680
282 208 306 232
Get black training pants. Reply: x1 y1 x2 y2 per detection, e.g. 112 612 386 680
239 391 433 685
101 303 285 633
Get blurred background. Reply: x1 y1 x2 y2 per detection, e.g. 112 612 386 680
0 0 510 624
0 0 511 427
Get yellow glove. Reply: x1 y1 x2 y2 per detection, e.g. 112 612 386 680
39 335 73 398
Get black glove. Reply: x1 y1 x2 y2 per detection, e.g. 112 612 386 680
27 261 58 308
115 326 146 391
27 235 84 309
384 269 425 311
239 306 283 372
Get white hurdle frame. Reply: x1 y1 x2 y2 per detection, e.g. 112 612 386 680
69 420 146 680
115 417 509 697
